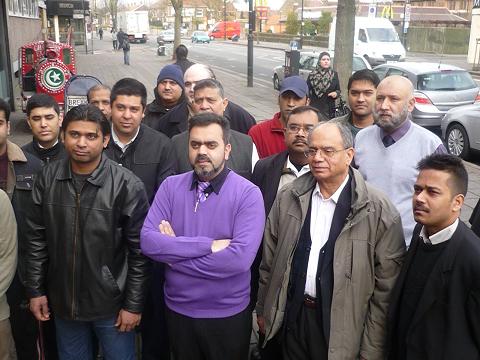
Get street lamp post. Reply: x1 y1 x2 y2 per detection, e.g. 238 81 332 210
300 0 304 48
223 0 227 40
247 0 253 87
81 0 87 54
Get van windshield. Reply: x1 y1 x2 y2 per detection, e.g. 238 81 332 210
366 28 399 42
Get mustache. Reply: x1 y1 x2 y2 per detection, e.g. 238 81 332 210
293 139 308 145
195 155 211 163
414 203 429 212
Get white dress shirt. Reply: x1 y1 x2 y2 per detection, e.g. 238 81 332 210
111 126 140 153
305 174 350 297
420 218 458 245
277 156 310 192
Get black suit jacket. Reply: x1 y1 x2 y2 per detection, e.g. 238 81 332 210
387 220 480 360
251 150 288 216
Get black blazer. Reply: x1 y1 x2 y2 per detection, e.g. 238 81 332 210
251 150 288 216
386 220 480 360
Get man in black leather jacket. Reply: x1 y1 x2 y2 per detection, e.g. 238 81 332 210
23 104 150 359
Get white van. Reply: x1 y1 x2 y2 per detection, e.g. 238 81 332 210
329 17 406 66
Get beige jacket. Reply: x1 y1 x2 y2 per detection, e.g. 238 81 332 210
256 168 406 360
0 189 17 321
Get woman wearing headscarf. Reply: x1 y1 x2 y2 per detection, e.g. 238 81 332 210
307 51 341 119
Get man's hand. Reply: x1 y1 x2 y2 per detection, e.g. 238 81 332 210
211 239 231 253
159 220 176 237
30 296 50 321
115 309 141 332
257 315 265 335
328 91 338 99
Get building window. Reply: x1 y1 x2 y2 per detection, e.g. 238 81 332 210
8 0 39 18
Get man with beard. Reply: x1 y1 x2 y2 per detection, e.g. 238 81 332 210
141 112 265 360
355 75 445 246
333 69 379 137
143 65 186 131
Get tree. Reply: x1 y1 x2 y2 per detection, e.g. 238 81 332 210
171 0 183 55
104 0 119 29
316 11 332 34
334 0 355 94
304 19 316 36
285 11 300 35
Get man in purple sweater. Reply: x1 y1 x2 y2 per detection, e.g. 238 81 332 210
141 112 265 360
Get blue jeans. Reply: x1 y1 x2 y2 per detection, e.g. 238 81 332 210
123 50 130 65
55 316 135 360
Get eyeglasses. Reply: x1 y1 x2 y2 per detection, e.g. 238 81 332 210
286 124 315 134
304 147 348 158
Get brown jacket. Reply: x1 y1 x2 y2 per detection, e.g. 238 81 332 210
256 168 406 360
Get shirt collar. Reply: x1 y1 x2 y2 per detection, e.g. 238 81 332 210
272 112 284 131
189 166 231 195
313 174 350 203
380 118 411 143
420 218 459 245
37 139 59 149
285 156 310 177
111 125 140 152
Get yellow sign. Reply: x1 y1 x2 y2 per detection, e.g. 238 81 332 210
381 5 393 19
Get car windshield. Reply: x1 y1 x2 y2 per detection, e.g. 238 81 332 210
366 28 399 42
417 71 477 91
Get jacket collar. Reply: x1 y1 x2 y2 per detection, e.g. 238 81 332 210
7 140 27 163
290 166 369 211
56 154 109 187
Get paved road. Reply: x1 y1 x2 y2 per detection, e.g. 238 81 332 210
8 36 480 222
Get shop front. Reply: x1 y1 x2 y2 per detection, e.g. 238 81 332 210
46 0 90 45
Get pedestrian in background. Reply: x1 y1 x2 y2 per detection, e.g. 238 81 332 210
117 28 125 49
98 27 103 40
122 38 130 65
174 44 195 74
111 28 117 50
307 51 340 119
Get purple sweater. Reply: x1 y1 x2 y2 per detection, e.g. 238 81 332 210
140 170 265 318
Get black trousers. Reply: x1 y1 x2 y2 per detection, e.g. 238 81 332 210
166 306 251 360
283 304 328 360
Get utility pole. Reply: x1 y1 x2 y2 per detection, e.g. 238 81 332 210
247 0 254 87
82 0 88 54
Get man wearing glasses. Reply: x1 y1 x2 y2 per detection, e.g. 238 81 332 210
256 119 406 360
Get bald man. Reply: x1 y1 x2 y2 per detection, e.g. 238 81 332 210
354 75 446 246
158 64 256 138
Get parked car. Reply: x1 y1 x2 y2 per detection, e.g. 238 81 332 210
191 31 210 43
373 62 480 131
157 29 174 43
441 102 480 159
272 52 371 90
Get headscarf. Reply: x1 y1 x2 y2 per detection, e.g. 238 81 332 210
308 51 334 98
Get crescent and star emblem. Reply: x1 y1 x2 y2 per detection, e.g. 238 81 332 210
43 68 65 89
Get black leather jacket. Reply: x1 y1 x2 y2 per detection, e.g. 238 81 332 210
24 155 150 321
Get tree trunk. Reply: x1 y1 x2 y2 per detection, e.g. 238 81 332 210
334 0 355 95
171 0 183 59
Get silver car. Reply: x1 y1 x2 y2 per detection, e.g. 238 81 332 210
373 62 480 130
441 103 480 159
272 52 371 90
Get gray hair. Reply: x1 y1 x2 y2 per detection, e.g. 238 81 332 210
308 119 354 149
87 84 111 102
194 78 225 98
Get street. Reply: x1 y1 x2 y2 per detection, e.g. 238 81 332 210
8 36 480 222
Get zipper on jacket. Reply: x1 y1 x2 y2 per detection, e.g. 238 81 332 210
71 191 80 319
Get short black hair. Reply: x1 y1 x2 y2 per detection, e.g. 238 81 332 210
26 94 60 117
175 44 188 60
87 84 111 102
110 78 147 109
62 104 110 137
287 105 326 124
194 79 225 98
417 153 468 196
188 113 230 144
0 98 10 122
347 69 380 91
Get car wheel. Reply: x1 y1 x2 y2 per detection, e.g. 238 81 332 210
446 124 470 159
273 74 280 90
